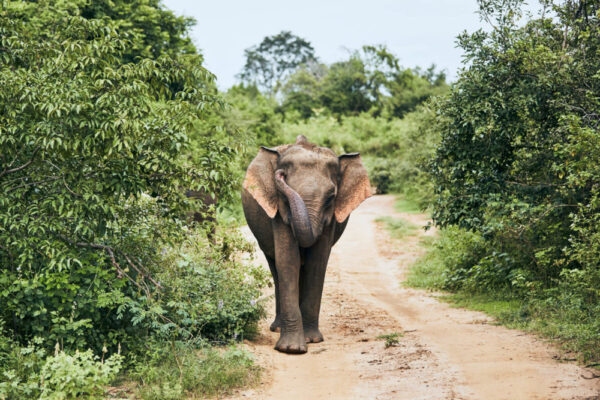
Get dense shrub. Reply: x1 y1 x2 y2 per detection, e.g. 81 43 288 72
0 331 122 400
154 228 268 343
0 224 267 399
431 0 600 285
39 350 123 400
528 268 600 361
0 4 267 399
425 0 600 362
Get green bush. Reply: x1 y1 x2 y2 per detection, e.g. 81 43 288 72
0 1 269 398
527 268 600 362
431 0 600 285
0 0 227 351
0 224 267 399
40 350 122 400
154 227 269 343
0 0 264 357
364 157 403 194
0 334 46 400
412 226 531 294
0 332 122 400
425 0 600 362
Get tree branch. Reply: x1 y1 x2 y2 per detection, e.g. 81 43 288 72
56 234 161 297
517 204 580 235
122 253 162 289
0 146 40 178
7 172 96 193
7 175 62 193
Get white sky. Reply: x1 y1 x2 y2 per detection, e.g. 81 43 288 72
161 1 533 89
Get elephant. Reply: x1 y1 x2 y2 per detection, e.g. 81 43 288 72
241 135 371 354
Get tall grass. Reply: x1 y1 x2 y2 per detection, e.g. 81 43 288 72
375 216 419 240
134 345 260 400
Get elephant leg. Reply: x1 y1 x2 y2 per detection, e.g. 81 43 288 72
272 218 306 354
299 227 333 343
266 256 281 332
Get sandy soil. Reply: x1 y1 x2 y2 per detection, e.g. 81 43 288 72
228 195 600 400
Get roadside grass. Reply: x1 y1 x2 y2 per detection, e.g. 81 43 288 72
133 345 260 400
377 195 600 365
439 293 527 328
403 232 600 365
375 216 419 240
394 196 422 214
403 237 445 289
403 237 527 327
436 291 600 363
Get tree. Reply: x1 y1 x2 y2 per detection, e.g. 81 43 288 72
274 44 448 119
224 84 283 145
431 0 600 286
318 56 373 117
382 66 448 118
238 31 317 94
81 0 198 61
361 45 448 118
279 62 328 119
0 1 233 351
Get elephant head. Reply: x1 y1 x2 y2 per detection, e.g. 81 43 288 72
243 135 371 247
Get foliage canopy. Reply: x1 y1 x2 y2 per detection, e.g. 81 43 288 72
428 0 600 362
0 0 262 365
239 30 317 94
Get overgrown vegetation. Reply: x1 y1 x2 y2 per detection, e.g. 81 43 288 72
3 0 599 396
417 0 600 364
0 1 264 398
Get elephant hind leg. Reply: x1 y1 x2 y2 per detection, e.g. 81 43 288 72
266 256 281 332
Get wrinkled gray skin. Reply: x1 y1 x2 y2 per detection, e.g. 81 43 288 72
242 135 371 354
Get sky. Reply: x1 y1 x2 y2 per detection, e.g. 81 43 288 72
161 1 498 89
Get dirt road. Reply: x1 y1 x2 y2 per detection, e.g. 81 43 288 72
232 195 600 400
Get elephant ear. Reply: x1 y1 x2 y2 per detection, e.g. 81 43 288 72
243 146 280 218
335 153 372 223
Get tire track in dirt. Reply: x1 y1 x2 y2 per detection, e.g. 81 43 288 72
229 195 600 400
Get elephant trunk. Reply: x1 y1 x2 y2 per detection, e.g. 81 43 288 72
275 169 316 248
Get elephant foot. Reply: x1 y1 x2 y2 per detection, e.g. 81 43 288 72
303 326 324 343
275 330 307 354
269 317 281 332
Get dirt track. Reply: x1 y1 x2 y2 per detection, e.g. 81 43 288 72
231 195 600 400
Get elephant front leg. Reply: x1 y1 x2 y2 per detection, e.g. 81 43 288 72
273 219 307 354
300 228 333 344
